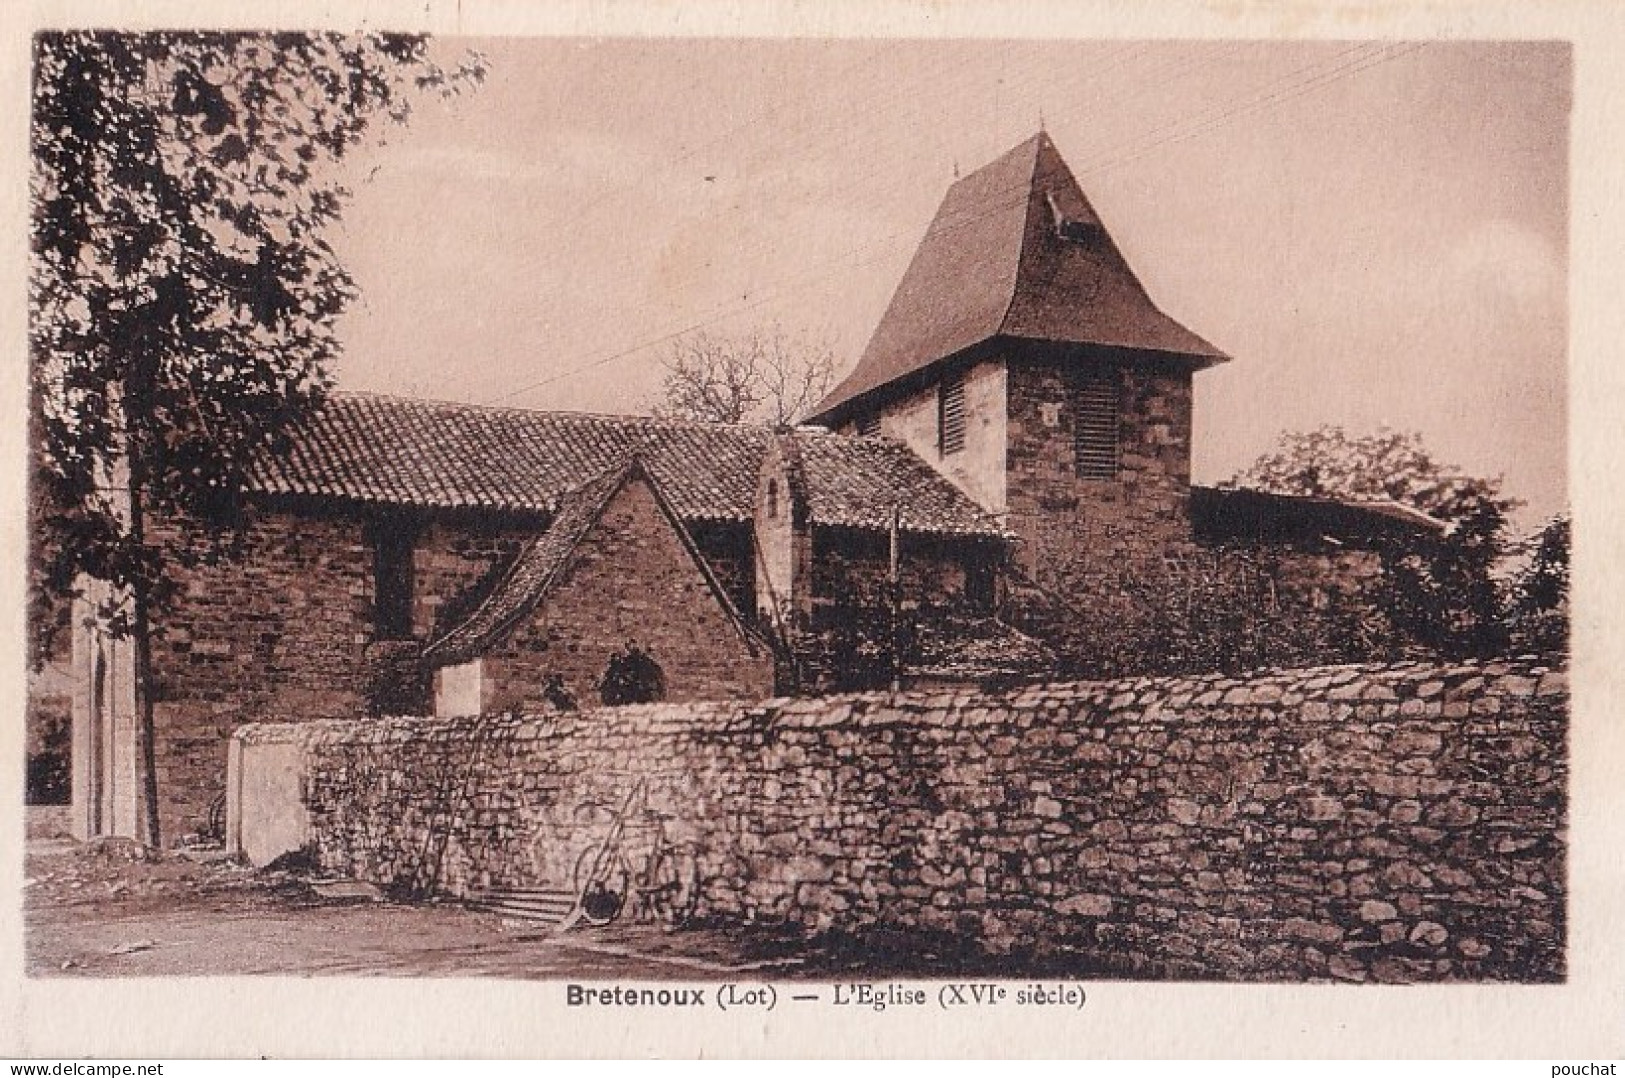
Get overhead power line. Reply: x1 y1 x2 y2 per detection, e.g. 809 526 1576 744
488 42 1424 407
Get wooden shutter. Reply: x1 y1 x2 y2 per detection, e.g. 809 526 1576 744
938 373 967 455
1073 367 1120 479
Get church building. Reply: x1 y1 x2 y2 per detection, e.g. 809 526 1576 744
62 132 1436 845
811 131 1227 586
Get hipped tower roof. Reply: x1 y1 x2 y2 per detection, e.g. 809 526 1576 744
812 132 1228 424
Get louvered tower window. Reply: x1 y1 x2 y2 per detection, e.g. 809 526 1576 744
1073 367 1121 479
938 372 967 456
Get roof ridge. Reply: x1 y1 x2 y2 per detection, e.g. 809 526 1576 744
994 132 1047 340
257 389 1008 538
947 130 1045 193
328 389 775 435
782 424 900 444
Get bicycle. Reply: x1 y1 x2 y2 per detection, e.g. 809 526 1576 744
570 782 701 929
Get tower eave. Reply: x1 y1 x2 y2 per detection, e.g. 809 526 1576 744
809 333 1228 429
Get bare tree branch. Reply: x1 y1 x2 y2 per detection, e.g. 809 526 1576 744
657 326 835 426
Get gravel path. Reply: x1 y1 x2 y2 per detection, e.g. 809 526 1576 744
24 836 804 980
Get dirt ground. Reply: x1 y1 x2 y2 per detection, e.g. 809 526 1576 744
23 830 807 980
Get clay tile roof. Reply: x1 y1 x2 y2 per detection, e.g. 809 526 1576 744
789 428 1006 538
253 392 764 520
248 391 1004 539
812 131 1228 425
421 462 632 667
1190 485 1447 546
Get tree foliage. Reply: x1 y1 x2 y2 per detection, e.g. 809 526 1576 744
1233 426 1521 658
1001 548 1378 680
29 31 483 843
1507 512 1570 653
657 326 836 426
29 31 483 665
1234 426 1517 527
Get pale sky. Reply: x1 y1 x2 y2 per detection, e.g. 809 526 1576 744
330 39 1569 527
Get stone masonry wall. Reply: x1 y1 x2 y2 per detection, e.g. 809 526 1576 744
478 479 775 711
273 656 1567 982
138 496 767 843
147 506 374 841
412 513 544 640
868 358 1009 514
1005 355 1197 592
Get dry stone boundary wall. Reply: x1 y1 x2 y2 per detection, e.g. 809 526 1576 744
240 656 1566 982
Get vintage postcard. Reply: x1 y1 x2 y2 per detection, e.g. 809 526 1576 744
3 0 1623 1061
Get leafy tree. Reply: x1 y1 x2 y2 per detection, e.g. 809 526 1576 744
1235 427 1515 525
29 31 483 845
1507 512 1570 653
657 326 836 426
1233 426 1520 658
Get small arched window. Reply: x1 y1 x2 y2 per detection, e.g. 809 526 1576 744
766 478 779 519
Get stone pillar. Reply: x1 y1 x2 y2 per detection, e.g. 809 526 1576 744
69 583 140 840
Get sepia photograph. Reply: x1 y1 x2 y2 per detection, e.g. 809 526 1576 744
10 11 1603 1058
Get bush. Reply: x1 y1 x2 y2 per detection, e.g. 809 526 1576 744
1507 513 1569 655
25 699 71 805
1003 547 1381 679
599 645 666 705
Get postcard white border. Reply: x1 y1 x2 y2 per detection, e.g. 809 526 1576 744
2 0 1621 1060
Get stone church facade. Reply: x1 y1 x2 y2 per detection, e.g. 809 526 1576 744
63 132 1437 845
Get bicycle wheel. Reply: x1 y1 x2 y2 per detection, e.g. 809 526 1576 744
640 845 701 929
572 843 630 926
